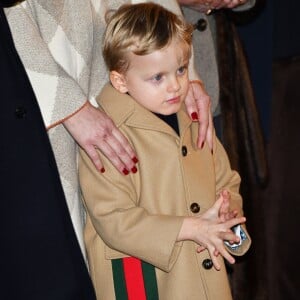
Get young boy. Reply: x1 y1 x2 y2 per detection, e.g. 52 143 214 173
79 3 251 299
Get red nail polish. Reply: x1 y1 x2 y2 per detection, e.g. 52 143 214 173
122 168 129 175
191 112 198 121
100 167 105 173
131 166 137 173
132 156 139 163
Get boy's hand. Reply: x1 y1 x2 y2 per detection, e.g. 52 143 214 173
196 190 239 254
178 196 245 270
197 196 245 270
218 190 239 222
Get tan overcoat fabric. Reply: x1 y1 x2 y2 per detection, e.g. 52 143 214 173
79 84 251 299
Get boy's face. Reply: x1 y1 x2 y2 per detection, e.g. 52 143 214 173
111 39 190 115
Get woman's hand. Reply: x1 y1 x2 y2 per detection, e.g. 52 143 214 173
63 101 138 175
185 80 214 150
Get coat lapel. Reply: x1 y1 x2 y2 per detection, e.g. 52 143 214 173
98 83 196 141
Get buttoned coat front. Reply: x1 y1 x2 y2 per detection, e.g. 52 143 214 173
79 84 250 300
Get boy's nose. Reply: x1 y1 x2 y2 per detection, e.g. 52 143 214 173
167 78 180 93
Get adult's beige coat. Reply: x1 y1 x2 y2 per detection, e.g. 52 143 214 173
5 0 201 257
79 84 251 300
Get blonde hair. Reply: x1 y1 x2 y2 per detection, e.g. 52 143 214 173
103 2 193 73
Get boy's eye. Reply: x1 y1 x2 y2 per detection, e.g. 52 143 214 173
153 74 162 82
178 66 187 75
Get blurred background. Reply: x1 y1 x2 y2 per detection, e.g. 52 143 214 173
226 1 300 299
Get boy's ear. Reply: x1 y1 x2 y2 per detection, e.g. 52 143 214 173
110 71 128 94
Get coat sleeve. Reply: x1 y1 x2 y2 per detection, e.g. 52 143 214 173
5 0 94 128
78 147 184 273
213 136 252 255
213 135 243 214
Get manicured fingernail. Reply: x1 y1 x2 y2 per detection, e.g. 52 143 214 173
100 167 105 173
131 166 137 173
122 168 129 175
132 156 139 163
191 112 198 121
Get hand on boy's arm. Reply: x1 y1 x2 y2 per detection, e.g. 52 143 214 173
177 196 246 270
178 0 248 12
185 80 213 150
63 101 138 174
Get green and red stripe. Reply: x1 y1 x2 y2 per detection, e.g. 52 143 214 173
112 257 158 299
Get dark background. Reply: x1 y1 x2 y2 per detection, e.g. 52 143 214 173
233 1 300 299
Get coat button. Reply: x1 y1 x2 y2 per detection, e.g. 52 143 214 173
195 18 207 32
190 202 200 213
181 145 187 156
15 106 27 119
202 259 213 270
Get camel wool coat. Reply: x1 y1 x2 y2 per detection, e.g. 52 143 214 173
79 84 251 300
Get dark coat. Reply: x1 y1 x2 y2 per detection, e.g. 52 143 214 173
214 10 268 300
0 6 96 300
215 11 268 188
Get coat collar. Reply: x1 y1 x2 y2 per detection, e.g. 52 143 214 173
97 83 198 147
